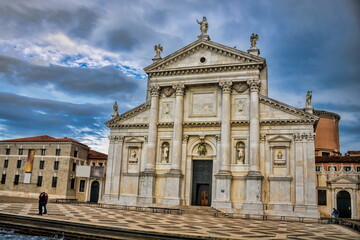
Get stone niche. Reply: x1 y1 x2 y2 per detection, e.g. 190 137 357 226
158 140 171 164
268 135 292 176
123 138 143 173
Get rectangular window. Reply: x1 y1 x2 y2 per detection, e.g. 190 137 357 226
357 166 360 172
41 149 46 156
52 176 57 187
318 190 327 205
74 150 78 158
322 152 330 157
54 161 59 170
1 174 6 184
99 162 103 167
17 160 22 169
14 174 20 185
79 180 85 192
70 178 75 189
5 148 10 155
18 149 23 155
315 166 322 172
344 166 351 172
39 160 45 170
72 162 76 172
4 159 9 168
37 176 43 186
55 148 61 156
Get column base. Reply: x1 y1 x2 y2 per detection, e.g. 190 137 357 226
163 169 183 207
242 202 264 215
293 204 320 218
138 169 156 206
213 171 232 210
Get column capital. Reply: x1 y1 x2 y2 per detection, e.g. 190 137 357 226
182 135 189 143
172 83 185 96
247 79 261 92
260 134 266 142
149 84 160 97
219 80 232 93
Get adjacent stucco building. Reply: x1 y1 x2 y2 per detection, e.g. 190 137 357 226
103 27 320 218
0 135 107 201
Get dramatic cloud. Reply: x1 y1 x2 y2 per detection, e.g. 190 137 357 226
0 55 139 100
0 0 359 154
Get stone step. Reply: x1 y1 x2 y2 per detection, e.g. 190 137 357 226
179 206 220 215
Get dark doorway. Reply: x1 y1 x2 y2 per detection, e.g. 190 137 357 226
192 160 212 206
337 190 351 218
90 181 100 203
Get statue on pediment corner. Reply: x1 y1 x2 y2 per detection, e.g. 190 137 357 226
112 101 119 118
154 44 163 59
250 33 259 48
306 91 312 107
197 16 208 35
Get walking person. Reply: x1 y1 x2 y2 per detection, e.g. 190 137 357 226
38 192 46 215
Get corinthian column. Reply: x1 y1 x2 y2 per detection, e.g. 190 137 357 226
242 79 263 215
138 84 159 206
171 83 185 171
219 80 232 172
213 81 232 210
163 83 185 207
145 84 160 170
248 79 261 173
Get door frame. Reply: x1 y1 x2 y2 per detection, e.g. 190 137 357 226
191 160 213 206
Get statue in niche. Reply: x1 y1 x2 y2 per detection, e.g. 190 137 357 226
277 150 283 159
306 91 312 107
236 142 245 164
196 16 208 35
250 33 259 48
129 148 138 163
198 143 207 156
161 142 170 163
154 44 163 59
112 101 119 118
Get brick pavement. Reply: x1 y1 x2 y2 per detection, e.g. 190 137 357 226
0 198 358 239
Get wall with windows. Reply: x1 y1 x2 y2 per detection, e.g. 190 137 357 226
315 156 360 219
0 141 89 199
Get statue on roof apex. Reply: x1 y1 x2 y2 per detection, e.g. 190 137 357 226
197 16 208 35
250 33 259 48
154 44 163 59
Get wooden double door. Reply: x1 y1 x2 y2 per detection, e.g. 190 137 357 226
192 160 213 206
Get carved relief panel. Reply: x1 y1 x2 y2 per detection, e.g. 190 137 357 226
190 91 217 117
267 135 292 175
123 137 143 173
160 101 174 121
232 97 249 120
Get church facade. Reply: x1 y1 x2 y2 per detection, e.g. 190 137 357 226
103 24 320 218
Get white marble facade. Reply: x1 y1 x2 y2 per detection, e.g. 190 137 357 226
102 36 320 218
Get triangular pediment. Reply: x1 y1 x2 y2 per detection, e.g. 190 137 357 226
329 175 359 184
144 39 265 73
268 135 292 142
259 95 319 123
106 101 150 128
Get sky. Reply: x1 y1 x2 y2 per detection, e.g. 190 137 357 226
0 0 359 154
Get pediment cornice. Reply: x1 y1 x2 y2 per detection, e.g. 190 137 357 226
144 40 266 76
106 101 151 128
259 94 319 122
328 175 359 184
